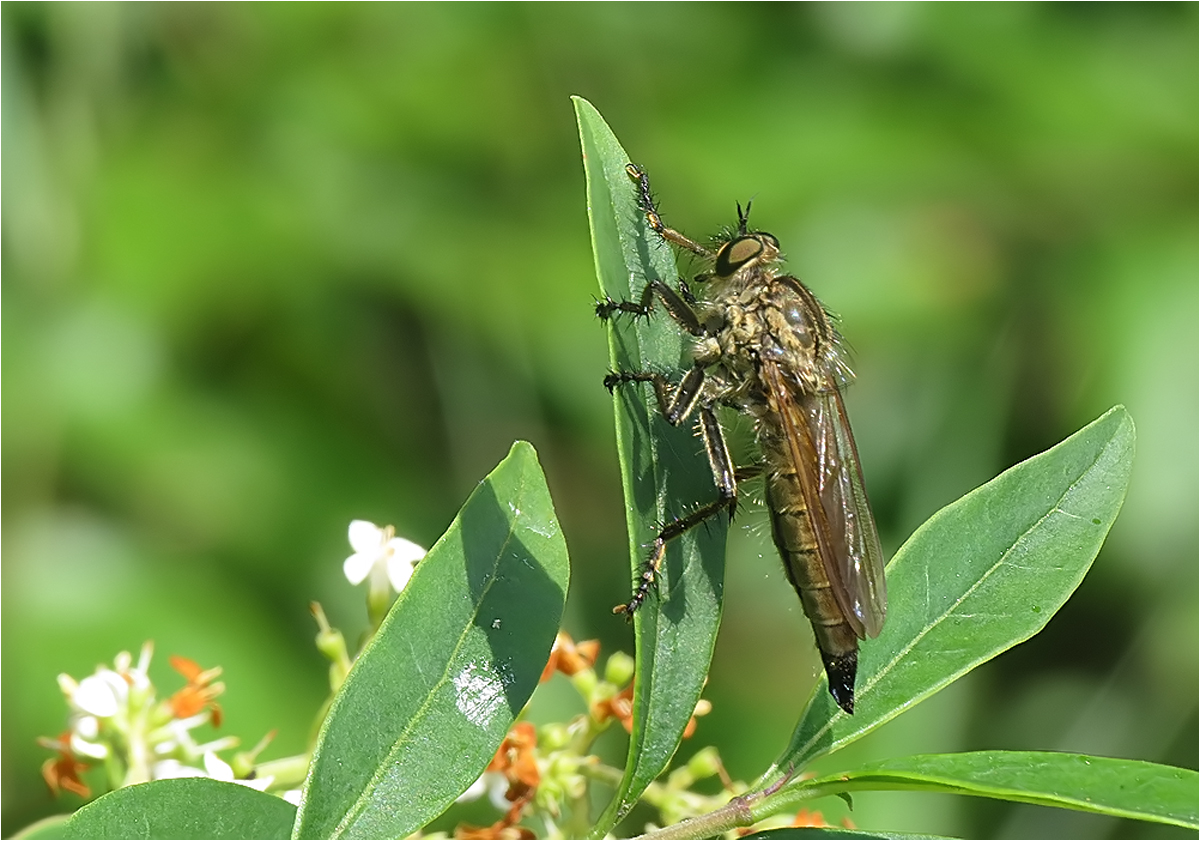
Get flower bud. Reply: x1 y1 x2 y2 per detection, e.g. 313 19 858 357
570 667 598 699
603 651 634 687
686 746 722 780
539 722 570 751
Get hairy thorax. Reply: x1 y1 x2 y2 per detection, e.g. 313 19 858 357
694 270 832 411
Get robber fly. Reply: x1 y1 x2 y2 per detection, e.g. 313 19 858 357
597 163 887 714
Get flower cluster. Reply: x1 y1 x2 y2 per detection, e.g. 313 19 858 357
452 632 715 839
35 519 746 840
38 642 271 799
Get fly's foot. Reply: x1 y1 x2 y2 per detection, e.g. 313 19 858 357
603 369 668 396
596 295 651 322
625 162 662 229
603 370 640 393
613 538 665 617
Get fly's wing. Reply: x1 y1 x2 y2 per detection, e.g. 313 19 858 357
810 386 888 638
761 360 888 639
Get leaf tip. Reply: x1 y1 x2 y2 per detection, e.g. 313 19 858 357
508 440 537 459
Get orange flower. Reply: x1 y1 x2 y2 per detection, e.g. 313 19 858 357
791 808 829 828
593 684 709 739
592 682 634 732
38 732 91 798
454 816 536 840
487 721 540 802
456 723 542 839
682 699 711 739
168 656 225 727
539 632 600 683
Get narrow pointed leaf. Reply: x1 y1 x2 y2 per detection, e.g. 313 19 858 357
574 96 727 837
294 441 569 839
769 407 1135 776
783 751 1198 830
61 779 296 839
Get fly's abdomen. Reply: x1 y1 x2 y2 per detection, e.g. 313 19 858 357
765 464 860 713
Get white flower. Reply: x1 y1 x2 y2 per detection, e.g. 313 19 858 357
456 773 488 803
202 752 274 791
153 754 274 792
74 716 100 741
343 520 426 593
59 666 126 759
70 719 109 759
73 672 124 717
59 642 155 721
119 642 155 694
454 771 510 810
153 759 207 780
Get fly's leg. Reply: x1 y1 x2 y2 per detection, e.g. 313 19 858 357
596 165 710 330
603 163 741 615
604 361 706 426
625 163 714 260
698 406 737 519
596 279 705 336
602 291 733 614
613 404 739 616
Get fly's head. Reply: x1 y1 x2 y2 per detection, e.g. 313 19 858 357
693 198 782 289
698 231 782 295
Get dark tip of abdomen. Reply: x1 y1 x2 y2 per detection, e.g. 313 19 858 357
821 649 858 715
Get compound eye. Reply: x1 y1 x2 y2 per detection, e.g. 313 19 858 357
715 236 763 277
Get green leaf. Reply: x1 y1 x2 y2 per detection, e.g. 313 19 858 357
787 751 1198 830
60 779 296 839
745 829 948 840
574 97 728 837
294 441 569 839
770 407 1136 776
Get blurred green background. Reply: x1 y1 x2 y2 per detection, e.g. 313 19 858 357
3 3 1196 838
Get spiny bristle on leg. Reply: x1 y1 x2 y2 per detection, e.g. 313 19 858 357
613 540 665 617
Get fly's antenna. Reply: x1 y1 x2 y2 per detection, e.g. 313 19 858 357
736 199 753 236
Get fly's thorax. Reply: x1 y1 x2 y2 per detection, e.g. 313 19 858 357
696 272 834 395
